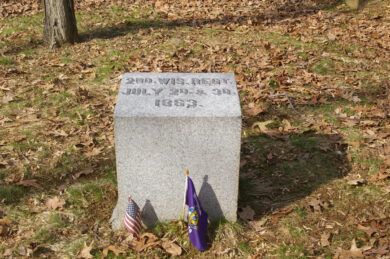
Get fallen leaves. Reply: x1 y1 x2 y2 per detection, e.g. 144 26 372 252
130 233 160 252
85 147 103 158
306 198 331 213
347 178 367 186
269 206 294 225
1 95 13 104
248 218 268 232
0 217 13 238
244 102 269 116
334 239 363 258
72 168 94 180
320 232 332 247
127 232 182 255
45 196 66 210
251 120 274 133
161 238 182 256
102 245 125 257
239 206 255 222
78 240 94 259
16 179 43 190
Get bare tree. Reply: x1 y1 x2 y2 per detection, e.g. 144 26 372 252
44 0 78 48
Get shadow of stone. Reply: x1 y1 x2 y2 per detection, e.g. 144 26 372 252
238 132 350 216
198 175 224 222
141 199 158 228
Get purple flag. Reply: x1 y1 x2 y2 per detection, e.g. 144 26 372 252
186 176 208 251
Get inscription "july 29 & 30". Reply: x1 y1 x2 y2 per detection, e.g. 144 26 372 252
121 87 234 96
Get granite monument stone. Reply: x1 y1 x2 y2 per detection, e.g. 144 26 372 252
111 72 241 229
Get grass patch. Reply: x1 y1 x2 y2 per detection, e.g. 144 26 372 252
278 244 308 258
0 185 25 203
310 59 335 75
0 56 14 66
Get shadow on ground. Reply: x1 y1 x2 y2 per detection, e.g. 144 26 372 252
238 132 350 216
80 0 341 42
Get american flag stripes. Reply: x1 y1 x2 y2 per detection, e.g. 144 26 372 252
124 197 142 237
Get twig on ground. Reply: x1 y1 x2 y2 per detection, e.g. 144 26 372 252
268 92 340 134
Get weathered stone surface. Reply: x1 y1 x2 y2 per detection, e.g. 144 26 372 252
111 73 241 229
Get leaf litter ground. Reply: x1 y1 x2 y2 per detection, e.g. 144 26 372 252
0 0 390 257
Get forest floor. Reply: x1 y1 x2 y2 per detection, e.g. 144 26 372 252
1 0 390 258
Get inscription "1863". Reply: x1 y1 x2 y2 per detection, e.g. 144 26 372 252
155 99 197 108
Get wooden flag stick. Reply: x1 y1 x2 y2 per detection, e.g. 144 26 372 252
181 169 189 220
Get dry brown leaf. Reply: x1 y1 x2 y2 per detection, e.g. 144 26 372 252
131 233 160 252
140 232 158 242
50 130 68 137
46 196 66 210
360 120 378 127
73 169 94 180
251 120 274 132
214 247 232 255
78 240 94 259
369 171 390 183
244 102 267 116
0 218 11 226
102 245 125 257
327 32 336 41
320 232 331 246
0 225 11 237
342 119 359 127
357 224 376 237
248 218 267 232
1 95 14 104
349 239 365 257
270 206 294 225
85 147 103 157
281 119 295 131
239 206 255 221
347 179 367 186
16 179 43 190
335 239 365 258
307 198 330 213
161 239 182 256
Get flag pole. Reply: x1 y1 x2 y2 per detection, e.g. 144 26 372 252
182 169 189 221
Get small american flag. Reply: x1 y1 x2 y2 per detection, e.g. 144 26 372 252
124 196 142 237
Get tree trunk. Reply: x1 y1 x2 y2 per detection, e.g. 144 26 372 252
44 0 78 48
346 0 361 9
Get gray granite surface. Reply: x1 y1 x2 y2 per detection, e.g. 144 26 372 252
111 73 241 229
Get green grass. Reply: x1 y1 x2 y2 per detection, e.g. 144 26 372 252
294 207 307 218
0 185 25 203
67 180 112 208
278 244 308 258
0 56 14 66
0 13 43 37
310 59 335 75
60 57 73 63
